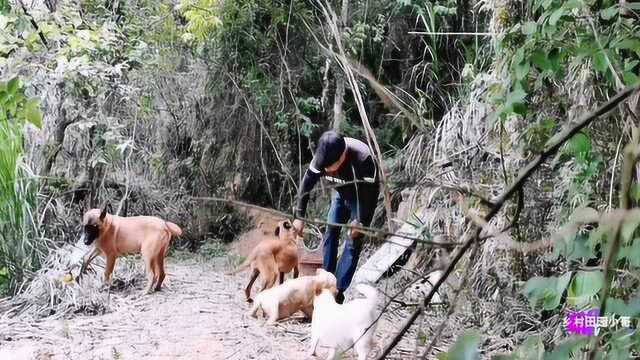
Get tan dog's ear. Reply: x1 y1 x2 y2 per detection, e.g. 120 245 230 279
100 204 109 221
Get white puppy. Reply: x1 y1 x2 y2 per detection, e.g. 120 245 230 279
309 283 379 360
248 268 337 324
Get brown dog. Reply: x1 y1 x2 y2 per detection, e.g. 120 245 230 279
227 219 299 302
80 205 182 294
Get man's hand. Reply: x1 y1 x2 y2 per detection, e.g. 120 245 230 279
293 219 304 236
348 220 364 240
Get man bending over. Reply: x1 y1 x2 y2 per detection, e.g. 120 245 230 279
293 130 380 303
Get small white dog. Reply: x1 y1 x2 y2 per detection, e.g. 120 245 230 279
309 283 379 360
248 268 337 324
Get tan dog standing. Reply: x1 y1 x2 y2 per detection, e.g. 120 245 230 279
227 220 300 302
80 205 182 294
248 268 337 324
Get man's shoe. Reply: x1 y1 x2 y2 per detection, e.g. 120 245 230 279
336 291 345 304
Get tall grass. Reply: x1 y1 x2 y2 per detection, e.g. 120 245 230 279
0 77 42 295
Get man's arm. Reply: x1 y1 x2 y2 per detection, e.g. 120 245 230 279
295 164 323 219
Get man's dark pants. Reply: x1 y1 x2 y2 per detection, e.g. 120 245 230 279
322 185 379 292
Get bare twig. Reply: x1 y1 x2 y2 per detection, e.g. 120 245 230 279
408 31 495 36
317 1 394 232
417 179 495 209
190 196 461 247
225 74 298 191
608 135 625 210
421 243 479 359
17 0 49 48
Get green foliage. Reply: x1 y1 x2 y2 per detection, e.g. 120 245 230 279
0 0 9 14
493 336 544 360
0 0 145 293
494 0 640 124
0 76 40 295
0 266 8 294
436 331 480 360
522 272 572 310
496 337 589 360
521 117 556 154
607 297 640 317
562 132 592 164
553 232 594 261
296 97 321 116
553 208 640 270
178 0 222 43
520 205 640 356
0 78 42 128
567 271 603 307
178 0 295 64
277 106 320 139
543 338 589 360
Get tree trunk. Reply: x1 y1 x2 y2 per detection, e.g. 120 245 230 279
456 0 469 33
332 0 349 130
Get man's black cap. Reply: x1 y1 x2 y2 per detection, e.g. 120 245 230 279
313 130 346 169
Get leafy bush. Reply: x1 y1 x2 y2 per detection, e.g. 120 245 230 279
0 77 42 294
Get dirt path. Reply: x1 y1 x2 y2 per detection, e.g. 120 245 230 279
0 256 327 360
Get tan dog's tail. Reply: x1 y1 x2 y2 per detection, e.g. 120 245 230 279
165 222 183 237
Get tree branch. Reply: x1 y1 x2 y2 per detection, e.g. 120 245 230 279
18 0 48 48
376 85 640 359
190 196 461 247
588 127 640 359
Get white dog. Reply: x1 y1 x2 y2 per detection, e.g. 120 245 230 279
248 268 337 324
309 283 379 360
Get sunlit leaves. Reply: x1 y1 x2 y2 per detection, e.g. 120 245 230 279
178 0 223 43
6 77 19 94
548 8 564 26
567 271 603 307
600 5 619 21
620 214 640 243
0 77 42 129
562 132 591 164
